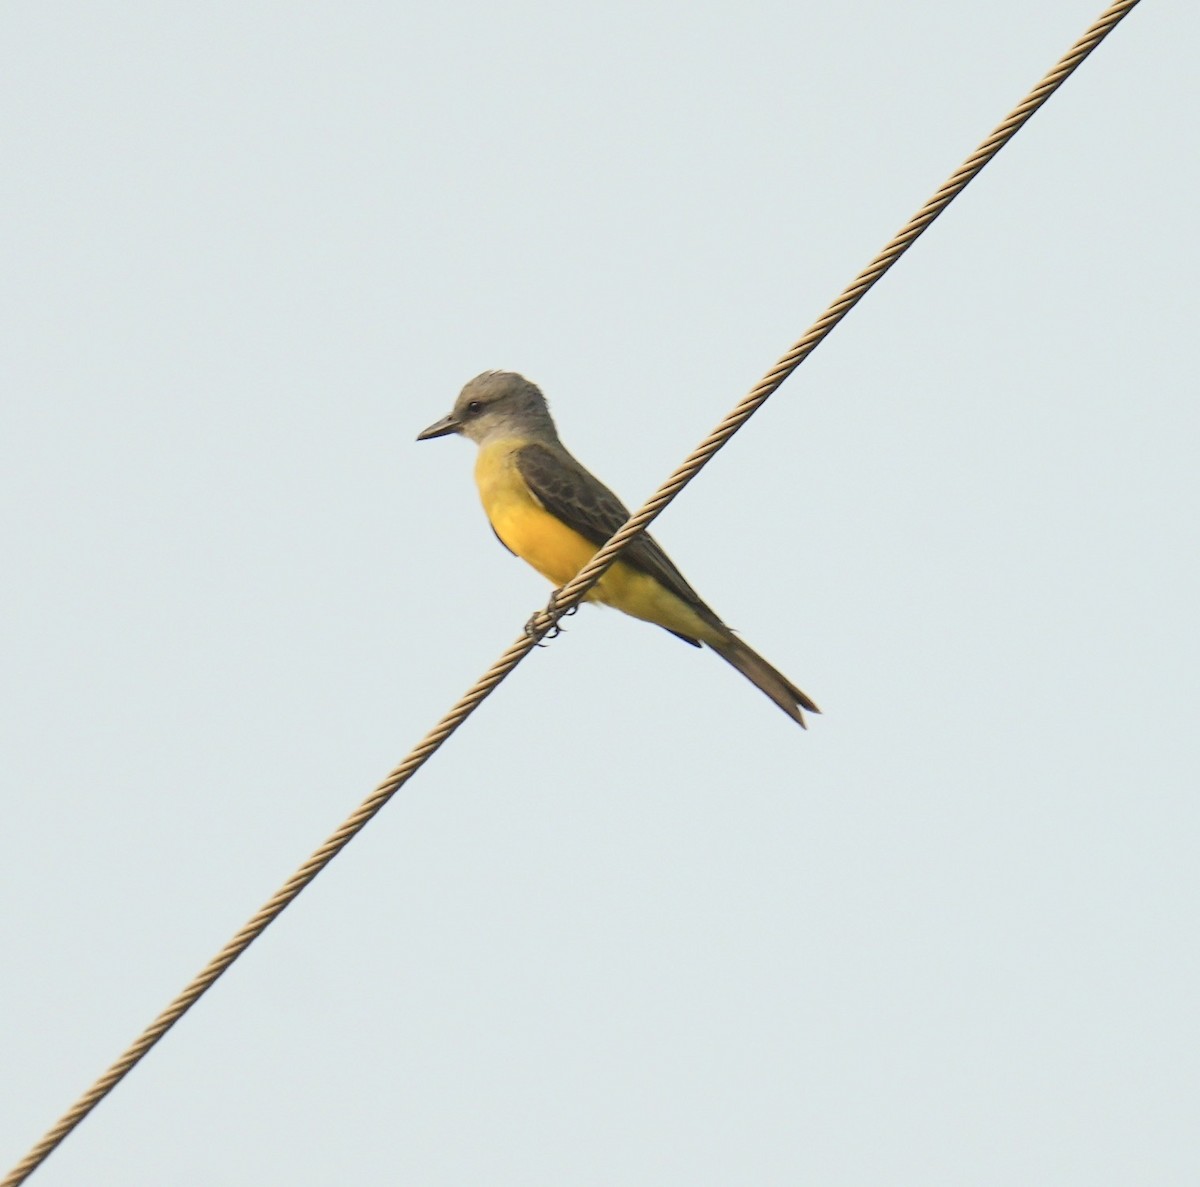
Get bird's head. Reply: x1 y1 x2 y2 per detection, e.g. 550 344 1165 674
417 371 559 447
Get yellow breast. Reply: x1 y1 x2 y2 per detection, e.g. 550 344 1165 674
474 440 599 588
471 439 719 644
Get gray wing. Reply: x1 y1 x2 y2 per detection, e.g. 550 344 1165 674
515 442 721 641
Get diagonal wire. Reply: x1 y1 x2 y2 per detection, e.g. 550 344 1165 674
2 2 1142 1183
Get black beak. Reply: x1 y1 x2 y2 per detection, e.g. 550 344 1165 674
416 413 462 441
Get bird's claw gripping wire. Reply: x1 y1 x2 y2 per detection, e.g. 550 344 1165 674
524 590 579 646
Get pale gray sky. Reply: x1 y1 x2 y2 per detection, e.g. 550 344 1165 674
3 2 1197 1184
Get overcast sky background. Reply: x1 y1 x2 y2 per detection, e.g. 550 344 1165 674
3 2 1197 1183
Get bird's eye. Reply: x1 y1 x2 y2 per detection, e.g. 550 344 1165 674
466 400 483 415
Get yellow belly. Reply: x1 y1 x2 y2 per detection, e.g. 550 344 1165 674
474 440 718 642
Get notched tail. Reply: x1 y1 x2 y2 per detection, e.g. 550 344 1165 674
709 634 820 728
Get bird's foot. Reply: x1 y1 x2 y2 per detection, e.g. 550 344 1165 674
523 590 578 646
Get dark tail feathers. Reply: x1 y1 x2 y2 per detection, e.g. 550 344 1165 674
709 634 820 728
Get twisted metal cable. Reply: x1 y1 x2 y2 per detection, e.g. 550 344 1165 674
2 2 1141 1182
543 0 1144 615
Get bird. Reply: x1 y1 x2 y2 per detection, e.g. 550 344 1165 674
417 371 819 727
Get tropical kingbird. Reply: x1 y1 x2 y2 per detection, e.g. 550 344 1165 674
417 371 819 727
